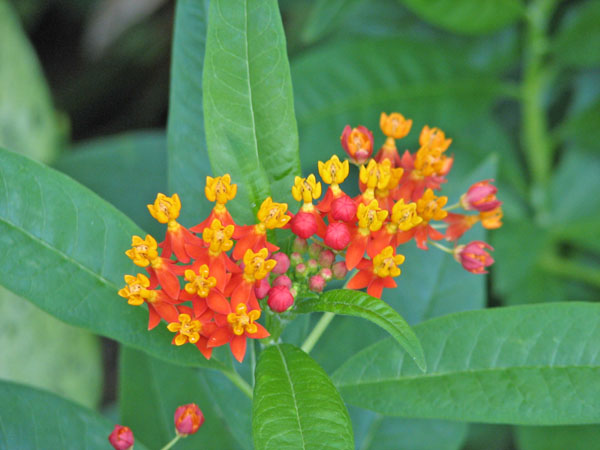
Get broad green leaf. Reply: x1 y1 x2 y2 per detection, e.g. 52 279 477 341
119 347 251 450
0 0 60 163
167 0 211 225
516 425 600 450
463 424 512 450
253 344 354 450
0 148 225 369
203 0 301 224
333 303 600 425
296 289 426 372
397 0 523 35
301 0 365 44
552 1 600 68
0 380 149 450
0 285 102 409
556 100 600 152
54 131 168 236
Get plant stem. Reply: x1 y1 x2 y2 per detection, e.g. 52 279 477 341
300 312 335 354
521 0 557 216
223 370 253 399
160 434 182 450
540 255 600 289
428 240 454 254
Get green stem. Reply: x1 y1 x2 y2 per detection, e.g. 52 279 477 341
428 240 454 254
160 434 182 450
521 0 557 215
300 312 335 354
223 370 253 399
540 255 600 289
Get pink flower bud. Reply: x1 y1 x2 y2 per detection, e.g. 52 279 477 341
307 259 319 273
324 222 351 250
108 425 134 450
268 286 295 312
254 278 271 299
296 263 307 275
321 268 333 281
308 242 323 259
319 249 335 268
330 194 357 222
460 179 501 212
290 211 317 239
293 237 308 252
273 274 292 289
290 252 303 266
272 252 290 274
309 274 326 293
174 403 204 436
454 241 494 274
341 125 374 165
332 261 348 279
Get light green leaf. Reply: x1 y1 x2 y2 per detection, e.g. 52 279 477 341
119 347 251 450
301 0 365 44
0 147 225 369
333 303 600 425
203 0 301 224
397 0 523 34
167 0 212 225
552 1 600 68
296 289 426 372
516 425 600 450
0 0 60 163
0 380 149 450
556 100 600 152
253 343 354 449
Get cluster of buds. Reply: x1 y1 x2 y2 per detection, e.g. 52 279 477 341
109 403 204 449
120 176 288 362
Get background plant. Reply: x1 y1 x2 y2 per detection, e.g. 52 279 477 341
0 0 599 449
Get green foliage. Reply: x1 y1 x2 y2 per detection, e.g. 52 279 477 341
203 0 301 224
334 303 600 424
300 0 365 44
0 380 149 450
296 289 426 371
552 0 600 68
516 425 600 450
253 344 354 449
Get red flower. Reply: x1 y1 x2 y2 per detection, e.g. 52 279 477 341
324 222 351 250
340 125 373 165
174 403 204 436
108 425 134 450
443 212 480 242
268 286 294 312
454 241 494 274
347 246 405 298
460 179 501 212
290 210 318 239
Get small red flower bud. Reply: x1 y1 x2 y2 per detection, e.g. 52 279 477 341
273 274 292 289
307 258 319 273
319 249 335 268
254 278 271 299
460 179 501 212
321 268 333 281
108 425 134 450
341 125 374 165
272 252 290 274
290 251 303 266
296 263 307 275
268 286 295 312
308 242 323 259
332 261 348 279
454 241 494 274
330 194 357 222
309 274 326 293
292 237 308 252
174 403 204 436
324 222 351 250
290 211 317 239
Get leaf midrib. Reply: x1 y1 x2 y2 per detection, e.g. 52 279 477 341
276 345 307 450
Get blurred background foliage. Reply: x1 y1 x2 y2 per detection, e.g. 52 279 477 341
1 0 598 448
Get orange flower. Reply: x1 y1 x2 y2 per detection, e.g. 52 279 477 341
347 246 405 298
340 125 373 165
167 306 215 359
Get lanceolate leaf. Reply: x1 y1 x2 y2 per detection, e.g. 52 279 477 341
397 0 523 35
296 289 426 372
0 380 149 450
203 0 301 224
333 303 600 425
166 0 211 225
253 344 354 450
0 148 225 370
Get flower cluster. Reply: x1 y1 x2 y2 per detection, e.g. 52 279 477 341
120 177 287 362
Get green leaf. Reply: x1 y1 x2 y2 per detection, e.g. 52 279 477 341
0 0 60 163
552 1 600 68
301 0 365 44
397 0 523 34
253 343 354 449
0 147 225 369
203 0 301 224
54 131 168 236
333 303 600 425
119 347 251 450
516 425 600 450
296 289 426 372
0 380 149 450
556 100 600 151
167 0 212 225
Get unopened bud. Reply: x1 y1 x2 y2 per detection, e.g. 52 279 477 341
319 249 335 268
331 194 357 222
174 403 204 436
268 286 295 312
273 275 292 289
292 237 308 252
108 425 134 450
290 252 303 266
321 268 333 281
324 222 351 250
290 211 317 239
332 261 348 279
296 263 307 275
272 252 290 274
254 278 271 299
309 274 326 293
308 242 323 259
307 259 319 273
